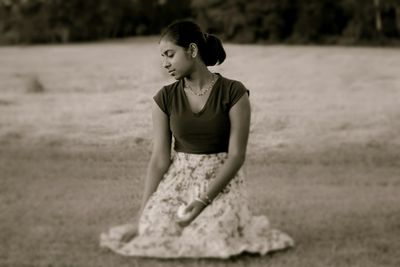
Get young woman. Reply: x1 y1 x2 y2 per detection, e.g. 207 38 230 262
100 20 294 258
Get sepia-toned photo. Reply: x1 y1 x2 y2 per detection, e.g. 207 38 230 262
1 1 399 266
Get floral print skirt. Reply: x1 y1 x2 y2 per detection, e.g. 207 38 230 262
100 152 294 258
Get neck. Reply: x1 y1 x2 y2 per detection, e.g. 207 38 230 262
184 63 213 90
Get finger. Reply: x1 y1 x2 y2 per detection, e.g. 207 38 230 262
182 211 198 224
177 219 190 227
177 212 195 226
120 226 137 243
184 203 195 212
121 233 134 243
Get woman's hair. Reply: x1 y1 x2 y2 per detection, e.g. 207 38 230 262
160 19 226 66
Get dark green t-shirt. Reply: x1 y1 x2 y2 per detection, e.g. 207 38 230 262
153 73 249 154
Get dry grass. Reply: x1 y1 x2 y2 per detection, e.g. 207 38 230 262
25 74 46 93
0 38 399 266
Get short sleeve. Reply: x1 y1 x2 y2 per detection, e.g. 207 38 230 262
229 81 250 109
153 86 170 115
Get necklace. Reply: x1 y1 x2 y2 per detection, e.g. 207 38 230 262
185 74 217 96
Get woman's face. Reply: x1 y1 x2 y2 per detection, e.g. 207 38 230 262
159 38 194 80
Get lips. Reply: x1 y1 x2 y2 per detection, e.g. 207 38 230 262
168 69 175 75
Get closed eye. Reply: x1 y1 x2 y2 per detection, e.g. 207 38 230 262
162 50 174 58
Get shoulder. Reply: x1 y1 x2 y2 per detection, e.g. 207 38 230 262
216 74 249 110
218 74 249 95
218 74 244 87
156 79 181 97
218 74 249 100
153 80 182 115
154 79 182 103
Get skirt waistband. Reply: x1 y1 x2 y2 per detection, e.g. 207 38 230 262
173 151 228 165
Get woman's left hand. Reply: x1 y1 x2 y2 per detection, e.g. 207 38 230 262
176 200 207 227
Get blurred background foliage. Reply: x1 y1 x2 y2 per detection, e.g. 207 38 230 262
0 0 399 45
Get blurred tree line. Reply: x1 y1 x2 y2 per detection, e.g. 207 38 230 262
0 0 399 44
193 0 400 44
0 0 192 43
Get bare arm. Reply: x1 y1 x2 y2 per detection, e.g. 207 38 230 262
137 101 172 218
205 93 251 201
177 93 251 227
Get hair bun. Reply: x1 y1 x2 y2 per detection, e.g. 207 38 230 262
203 33 226 66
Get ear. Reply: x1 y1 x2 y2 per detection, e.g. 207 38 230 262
188 43 198 58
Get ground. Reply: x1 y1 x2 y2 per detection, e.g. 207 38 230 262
0 38 399 267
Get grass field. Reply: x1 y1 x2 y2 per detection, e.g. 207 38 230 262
1 37 400 267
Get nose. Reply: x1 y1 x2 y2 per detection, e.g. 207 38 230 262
162 58 171 69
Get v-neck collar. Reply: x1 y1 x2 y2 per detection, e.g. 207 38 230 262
181 73 221 116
